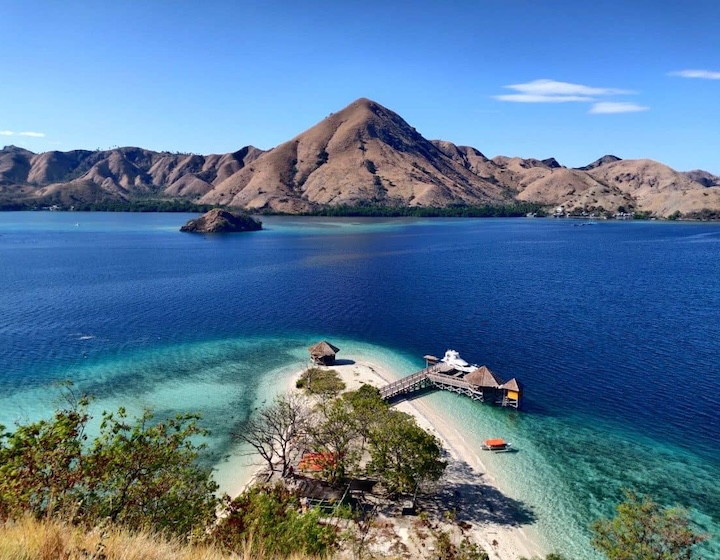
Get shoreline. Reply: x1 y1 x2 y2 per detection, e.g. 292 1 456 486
218 355 545 560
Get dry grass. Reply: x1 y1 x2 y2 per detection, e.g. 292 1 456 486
0 517 323 560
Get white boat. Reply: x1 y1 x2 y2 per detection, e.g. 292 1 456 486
440 349 477 373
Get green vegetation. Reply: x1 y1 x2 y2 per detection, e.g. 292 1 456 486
214 483 338 557
591 490 707 560
316 149 329 166
683 208 720 221
367 409 446 494
296 368 346 397
0 388 708 559
0 392 217 536
633 210 654 220
69 199 220 212
303 201 549 218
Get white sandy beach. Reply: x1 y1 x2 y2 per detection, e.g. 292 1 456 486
218 357 545 560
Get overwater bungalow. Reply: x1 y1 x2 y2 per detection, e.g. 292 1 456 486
381 350 522 408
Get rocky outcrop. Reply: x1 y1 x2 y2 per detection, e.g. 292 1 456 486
179 208 262 233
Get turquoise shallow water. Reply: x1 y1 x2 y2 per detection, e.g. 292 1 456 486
1 213 718 558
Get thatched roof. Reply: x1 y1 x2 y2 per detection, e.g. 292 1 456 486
500 378 521 392
464 365 504 388
308 341 340 356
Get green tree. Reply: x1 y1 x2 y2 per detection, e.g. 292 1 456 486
342 385 389 451
367 409 446 494
307 397 361 484
214 482 337 557
84 408 218 535
591 490 707 560
0 396 218 536
0 398 89 520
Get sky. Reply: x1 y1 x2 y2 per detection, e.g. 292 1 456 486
1 0 719 173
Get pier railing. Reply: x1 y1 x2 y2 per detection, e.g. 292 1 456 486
379 365 437 400
379 365 519 408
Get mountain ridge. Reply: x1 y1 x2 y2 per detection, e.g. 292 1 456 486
2 98 719 217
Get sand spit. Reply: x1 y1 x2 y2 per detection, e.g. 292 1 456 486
221 357 545 560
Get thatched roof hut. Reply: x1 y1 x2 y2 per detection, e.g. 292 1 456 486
308 341 340 365
465 365 504 388
500 378 521 392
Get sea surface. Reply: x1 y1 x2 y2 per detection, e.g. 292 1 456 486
0 212 718 558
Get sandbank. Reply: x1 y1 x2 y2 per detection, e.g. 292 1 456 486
217 356 545 560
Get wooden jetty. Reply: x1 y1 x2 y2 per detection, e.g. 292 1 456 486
379 351 522 408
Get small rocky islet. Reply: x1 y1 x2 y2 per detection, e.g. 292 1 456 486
180 208 262 233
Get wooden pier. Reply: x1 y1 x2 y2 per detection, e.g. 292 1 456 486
379 353 521 408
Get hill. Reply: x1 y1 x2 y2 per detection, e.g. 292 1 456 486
2 98 719 218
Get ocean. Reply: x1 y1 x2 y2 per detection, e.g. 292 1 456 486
0 212 718 558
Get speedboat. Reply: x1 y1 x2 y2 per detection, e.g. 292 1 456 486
440 349 477 373
482 438 513 452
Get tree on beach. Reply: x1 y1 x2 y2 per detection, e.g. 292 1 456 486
342 384 389 450
234 392 311 479
591 490 707 560
367 409 446 494
306 397 361 484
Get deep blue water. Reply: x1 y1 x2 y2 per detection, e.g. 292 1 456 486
1 212 718 557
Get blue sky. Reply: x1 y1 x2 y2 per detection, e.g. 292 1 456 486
2 0 719 172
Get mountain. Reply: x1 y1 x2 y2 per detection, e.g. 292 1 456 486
683 169 720 187
0 145 263 208
197 98 512 213
575 155 622 171
2 99 719 218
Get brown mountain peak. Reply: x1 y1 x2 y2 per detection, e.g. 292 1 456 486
576 154 622 171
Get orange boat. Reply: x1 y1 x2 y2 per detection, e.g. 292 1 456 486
481 438 513 452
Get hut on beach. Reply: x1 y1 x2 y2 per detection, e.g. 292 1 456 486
308 341 340 366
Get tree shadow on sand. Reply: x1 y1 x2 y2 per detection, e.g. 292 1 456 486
418 456 536 528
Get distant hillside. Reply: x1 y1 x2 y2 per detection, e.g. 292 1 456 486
2 98 720 218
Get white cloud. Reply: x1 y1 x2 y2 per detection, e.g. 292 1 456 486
505 79 633 97
495 79 635 103
0 130 46 138
669 69 720 80
494 78 647 113
495 94 595 103
589 102 649 114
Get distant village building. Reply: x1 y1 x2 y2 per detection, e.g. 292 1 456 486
308 341 340 366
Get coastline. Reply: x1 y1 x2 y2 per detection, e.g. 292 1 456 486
218 356 545 560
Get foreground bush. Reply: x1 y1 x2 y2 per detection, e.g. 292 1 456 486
0 394 218 537
214 483 338 557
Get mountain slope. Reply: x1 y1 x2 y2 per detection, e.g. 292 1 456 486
587 159 720 216
199 98 511 212
1 98 719 217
